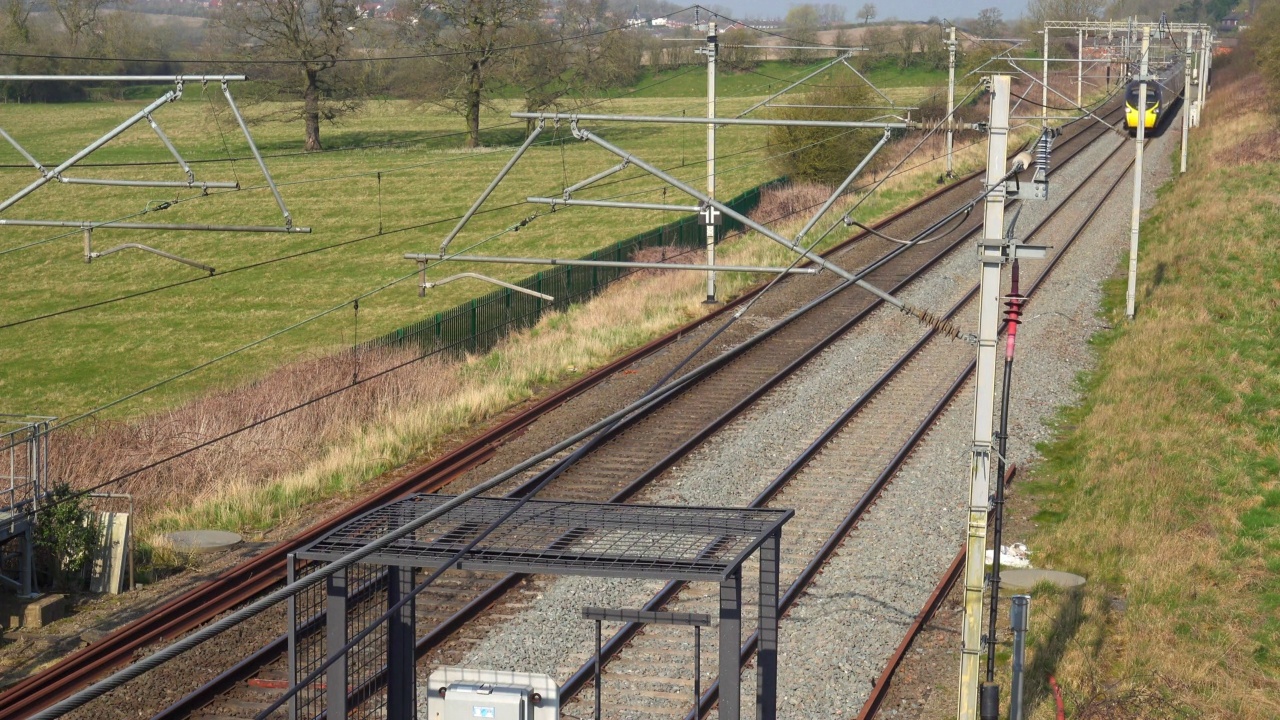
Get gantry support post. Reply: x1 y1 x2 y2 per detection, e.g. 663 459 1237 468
286 556 297 720
958 73 1011 720
1125 28 1150 320
946 25 957 178
756 530 780 720
719 569 742 720
1181 30 1192 173
704 22 719 303
386 565 416 718
325 568 348 719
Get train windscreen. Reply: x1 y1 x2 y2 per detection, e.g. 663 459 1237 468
1125 83 1160 106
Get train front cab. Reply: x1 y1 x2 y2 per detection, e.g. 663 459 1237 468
1125 81 1161 130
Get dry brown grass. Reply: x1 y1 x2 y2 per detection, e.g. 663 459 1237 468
1014 63 1280 719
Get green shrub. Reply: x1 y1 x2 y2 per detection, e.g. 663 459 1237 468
34 484 100 593
766 76 880 185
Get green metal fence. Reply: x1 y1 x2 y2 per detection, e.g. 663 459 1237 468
368 181 775 357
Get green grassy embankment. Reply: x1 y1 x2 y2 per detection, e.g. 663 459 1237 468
1013 60 1280 719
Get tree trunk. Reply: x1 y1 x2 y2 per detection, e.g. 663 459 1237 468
465 61 482 148
304 66 322 151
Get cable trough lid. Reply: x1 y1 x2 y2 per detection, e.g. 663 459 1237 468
297 494 792 582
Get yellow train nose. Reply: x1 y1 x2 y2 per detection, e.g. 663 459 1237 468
1125 105 1159 129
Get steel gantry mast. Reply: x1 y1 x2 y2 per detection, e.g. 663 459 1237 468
0 74 309 272
699 22 719 303
1125 27 1150 320
956 74 1047 720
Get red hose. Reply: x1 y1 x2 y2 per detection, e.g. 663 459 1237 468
1049 675 1066 720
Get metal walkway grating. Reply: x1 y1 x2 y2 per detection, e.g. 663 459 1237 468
297 495 792 582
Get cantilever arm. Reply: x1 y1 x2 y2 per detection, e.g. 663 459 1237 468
88 243 215 274
418 271 553 301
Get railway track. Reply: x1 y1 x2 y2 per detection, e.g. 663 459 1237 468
189 108 1121 720
545 127 1137 719
0 101 1120 720
852 129 1154 720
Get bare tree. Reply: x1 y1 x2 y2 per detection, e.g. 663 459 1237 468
718 26 762 71
974 7 1004 38
413 0 543 148
502 0 642 134
1027 0 1105 23
48 0 115 49
784 4 821 62
218 0 362 151
819 3 845 26
896 23 921 68
2 0 34 41
857 3 877 25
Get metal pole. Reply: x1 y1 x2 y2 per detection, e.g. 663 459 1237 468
0 74 246 82
693 625 701 716
528 197 700 212
1042 27 1049 130
946 26 957 178
1009 595 1031 720
1181 30 1192 173
705 21 718 303
0 219 309 233
438 123 544 253
958 73 1011 720
735 53 850 118
563 161 628 197
0 90 176 213
146 114 195 183
0 127 45 173
221 81 293 228
59 177 239 189
514 111 913 130
1125 28 1150 320
594 618 602 720
572 127 910 312
794 128 890 242
405 253 819 275
1077 28 1084 108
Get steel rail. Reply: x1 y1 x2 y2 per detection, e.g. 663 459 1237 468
552 103 1126 708
855 467 1018 720
674 127 1138 720
856 141 1143 720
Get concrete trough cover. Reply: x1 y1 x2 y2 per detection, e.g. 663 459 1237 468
1000 568 1086 591
162 529 242 554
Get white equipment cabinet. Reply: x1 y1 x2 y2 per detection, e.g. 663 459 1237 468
425 668 559 720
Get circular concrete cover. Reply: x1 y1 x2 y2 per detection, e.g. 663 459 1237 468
1000 568 1086 591
162 529 243 554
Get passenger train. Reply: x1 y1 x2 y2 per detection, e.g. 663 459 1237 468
1124 61 1186 133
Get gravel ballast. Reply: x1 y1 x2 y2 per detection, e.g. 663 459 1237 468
415 114 1163 719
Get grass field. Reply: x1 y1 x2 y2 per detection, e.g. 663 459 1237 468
4 61 923 419
1010 61 1280 718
